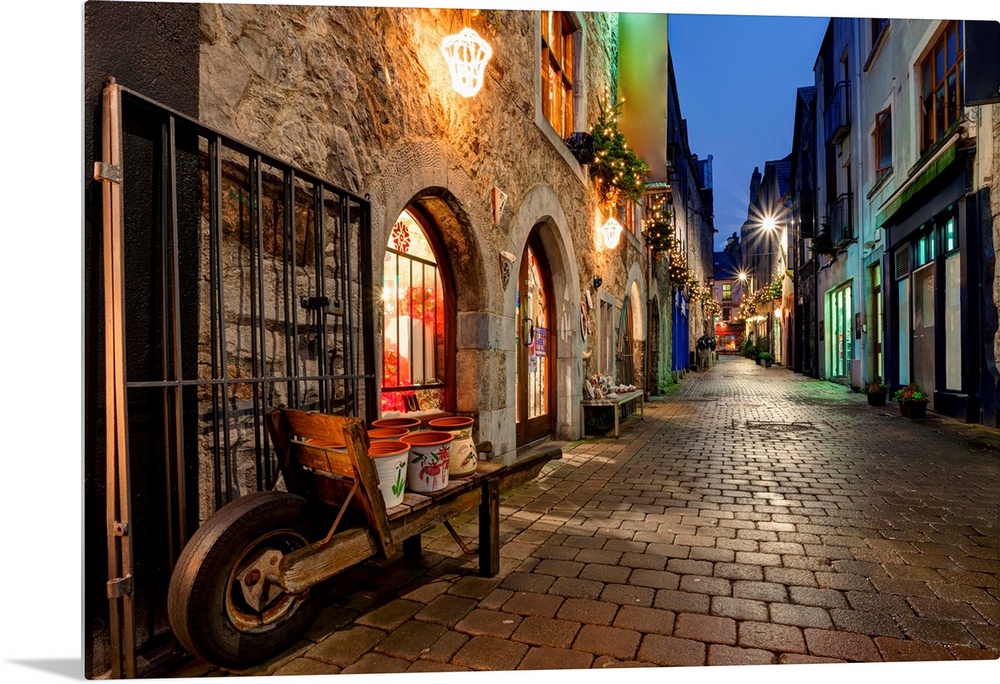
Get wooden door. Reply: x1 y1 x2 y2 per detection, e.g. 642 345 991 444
516 235 554 446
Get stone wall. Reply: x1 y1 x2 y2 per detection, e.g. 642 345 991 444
197 5 647 458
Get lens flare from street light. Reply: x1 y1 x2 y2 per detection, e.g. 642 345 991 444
762 216 777 232
737 271 748 282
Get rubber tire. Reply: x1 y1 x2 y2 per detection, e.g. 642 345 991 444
167 491 322 668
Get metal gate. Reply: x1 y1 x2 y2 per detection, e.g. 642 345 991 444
94 78 376 677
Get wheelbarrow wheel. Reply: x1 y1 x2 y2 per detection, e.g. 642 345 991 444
167 491 323 668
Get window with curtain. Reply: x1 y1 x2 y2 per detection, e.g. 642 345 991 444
381 210 448 413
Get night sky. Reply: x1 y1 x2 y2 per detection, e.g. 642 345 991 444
668 13 830 250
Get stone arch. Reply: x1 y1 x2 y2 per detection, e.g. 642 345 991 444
367 142 500 422
505 184 583 449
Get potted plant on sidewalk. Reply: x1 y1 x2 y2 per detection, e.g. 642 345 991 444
866 377 889 406
758 352 773 368
893 381 928 418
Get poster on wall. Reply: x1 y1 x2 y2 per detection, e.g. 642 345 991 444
535 327 547 357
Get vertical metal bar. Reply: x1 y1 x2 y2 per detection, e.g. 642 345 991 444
100 77 137 680
211 137 235 502
282 169 294 410
207 136 222 508
288 171 301 408
253 156 271 489
361 201 377 420
342 195 354 414
248 153 264 491
166 115 188 554
314 182 328 410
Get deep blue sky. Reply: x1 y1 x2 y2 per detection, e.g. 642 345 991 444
669 14 830 250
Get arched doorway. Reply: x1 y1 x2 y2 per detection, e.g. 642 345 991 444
380 208 455 414
516 231 555 446
647 297 660 393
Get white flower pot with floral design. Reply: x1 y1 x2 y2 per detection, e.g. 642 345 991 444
428 416 477 477
401 431 453 493
368 441 409 508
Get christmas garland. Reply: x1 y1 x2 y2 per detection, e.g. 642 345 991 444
589 96 649 207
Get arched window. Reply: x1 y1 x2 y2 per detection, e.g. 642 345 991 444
381 209 451 413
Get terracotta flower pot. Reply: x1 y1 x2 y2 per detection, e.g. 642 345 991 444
368 427 410 442
428 416 477 476
367 441 410 508
371 416 422 433
401 431 453 493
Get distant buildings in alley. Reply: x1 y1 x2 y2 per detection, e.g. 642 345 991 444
728 18 999 428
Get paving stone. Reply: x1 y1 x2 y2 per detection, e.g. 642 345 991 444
711 596 769 622
501 572 556 594
636 634 706 666
829 608 904 638
449 576 503 599
406 659 471 672
355 599 423 631
674 612 737 644
612 605 676 635
554 597 619 625
271 657 343 676
763 566 818 586
306 625 387 667
400 580 452 604
414 595 477 627
517 646 595 670
628 568 681 590
579 562 632 584
803 628 882 662
738 621 807 653
666 558 714 575
778 653 845 664
573 547 624 565
770 603 834 629
678 574 732 596
502 591 564 617
420 629 469 662
375 620 448 660
340 653 411 674
572 624 642 659
788 586 848 609
714 562 765 581
546 576 604 600
454 609 521 639
510 616 581 649
620 551 668 570
600 583 656 607
451 635 529 671
874 636 956 661
707 644 777 666
533 559 585 578
732 580 789 603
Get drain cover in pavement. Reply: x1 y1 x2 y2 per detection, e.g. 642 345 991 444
744 420 816 432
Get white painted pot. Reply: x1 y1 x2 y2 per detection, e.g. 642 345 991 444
428 416 477 477
367 441 409 509
400 431 453 493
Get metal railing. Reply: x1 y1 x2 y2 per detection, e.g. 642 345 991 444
95 79 375 677
828 192 853 247
825 81 851 145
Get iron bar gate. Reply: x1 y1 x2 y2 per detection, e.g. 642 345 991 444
95 78 376 677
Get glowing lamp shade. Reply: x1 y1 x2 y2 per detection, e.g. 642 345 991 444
441 28 492 97
600 217 623 249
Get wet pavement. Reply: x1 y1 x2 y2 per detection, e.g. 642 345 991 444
172 355 1000 677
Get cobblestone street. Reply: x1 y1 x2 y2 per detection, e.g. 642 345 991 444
174 355 1000 678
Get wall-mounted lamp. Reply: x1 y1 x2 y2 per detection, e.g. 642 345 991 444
593 276 603 291
600 217 623 249
441 27 492 97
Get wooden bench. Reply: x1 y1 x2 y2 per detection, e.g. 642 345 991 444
580 389 644 438
266 409 562 592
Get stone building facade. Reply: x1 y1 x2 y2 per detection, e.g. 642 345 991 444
84 4 670 676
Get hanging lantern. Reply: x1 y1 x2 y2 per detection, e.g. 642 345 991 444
441 27 492 97
600 217 623 249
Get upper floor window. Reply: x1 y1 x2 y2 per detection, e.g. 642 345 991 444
541 11 574 138
920 21 964 154
722 283 732 300
873 106 892 184
871 19 889 50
